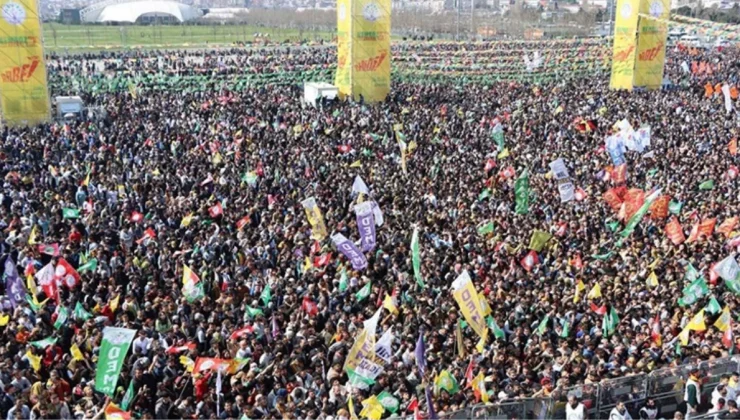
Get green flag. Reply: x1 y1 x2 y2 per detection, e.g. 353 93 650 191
679 277 709 306
492 125 505 150
121 380 135 410
669 200 683 215
536 315 549 336
706 297 722 314
477 221 494 236
260 284 272 306
184 282 205 303
246 306 264 319
560 319 570 338
74 302 93 321
355 282 372 302
515 169 530 215
606 221 620 232
30 336 57 349
591 251 614 260
699 179 715 190
619 189 662 240
345 368 375 389
434 370 460 395
411 228 425 288
54 306 69 330
62 208 80 219
25 294 44 312
377 391 400 413
95 327 136 396
77 259 98 273
486 316 505 340
478 189 492 201
338 268 348 292
603 307 619 337
685 263 701 282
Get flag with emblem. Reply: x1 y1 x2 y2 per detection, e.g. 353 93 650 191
434 370 460 395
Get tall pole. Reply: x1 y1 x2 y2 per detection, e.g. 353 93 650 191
470 0 474 37
608 0 615 37
456 0 460 40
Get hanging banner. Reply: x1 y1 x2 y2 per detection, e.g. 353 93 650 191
610 0 641 90
354 202 377 252
335 0 351 95
301 197 328 241
94 327 136 396
0 0 50 125
341 0 392 102
633 0 670 89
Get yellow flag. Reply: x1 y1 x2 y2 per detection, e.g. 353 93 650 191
180 213 194 228
28 225 38 245
0 314 9 326
180 355 194 372
152 168 161 176
587 283 602 299
678 325 691 346
82 171 90 187
303 257 313 273
497 148 510 159
26 351 41 372
574 280 586 303
472 372 489 403
348 394 359 420
648 257 661 270
359 395 384 420
478 292 492 317
529 230 552 252
70 343 84 361
350 160 362 168
687 309 706 331
715 306 731 332
646 271 658 288
382 294 399 315
182 264 200 286
475 327 489 353
109 294 120 312
212 152 223 165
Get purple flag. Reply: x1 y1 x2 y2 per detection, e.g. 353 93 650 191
354 202 376 252
3 256 26 309
331 233 368 271
425 385 438 420
272 314 280 339
415 331 426 378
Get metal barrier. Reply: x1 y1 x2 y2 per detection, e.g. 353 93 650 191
550 383 600 419
434 356 740 420
597 374 650 419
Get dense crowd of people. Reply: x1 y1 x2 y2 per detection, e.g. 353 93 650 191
0 37 739 420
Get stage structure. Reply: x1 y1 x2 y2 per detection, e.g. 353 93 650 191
334 0 391 102
0 0 50 125
609 0 670 90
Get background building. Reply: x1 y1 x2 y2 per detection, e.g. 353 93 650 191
79 0 204 23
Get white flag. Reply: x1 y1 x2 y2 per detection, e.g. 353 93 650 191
722 84 733 114
371 201 384 227
558 182 575 203
363 307 382 336
352 175 370 195
715 255 740 282
375 328 394 363
548 158 569 180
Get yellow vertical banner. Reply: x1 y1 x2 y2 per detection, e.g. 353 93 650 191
335 0 352 97
336 0 391 102
609 0 641 90
633 0 670 89
0 0 50 125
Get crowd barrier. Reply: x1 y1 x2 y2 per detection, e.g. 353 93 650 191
430 355 740 420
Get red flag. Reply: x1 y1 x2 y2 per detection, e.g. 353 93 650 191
267 195 277 208
136 228 156 245
337 145 351 153
310 240 321 255
623 188 645 220
717 217 738 237
54 258 80 289
730 137 738 156
407 398 419 413
723 321 733 349
130 211 144 223
229 326 255 340
649 195 670 219
209 203 223 218
256 161 265 177
314 253 332 267
698 218 717 240
650 313 662 346
37 244 60 257
555 222 567 237
520 251 538 272
464 356 476 387
590 302 607 316
302 296 318 317
727 165 739 180
484 159 496 173
166 343 196 354
603 188 626 213
193 357 231 373
236 215 250 230
574 187 588 201
498 166 515 179
569 254 583 270
610 164 627 184
686 221 700 243
665 217 686 245
24 262 35 277
710 263 720 285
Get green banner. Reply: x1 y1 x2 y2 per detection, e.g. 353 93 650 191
94 327 136 396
